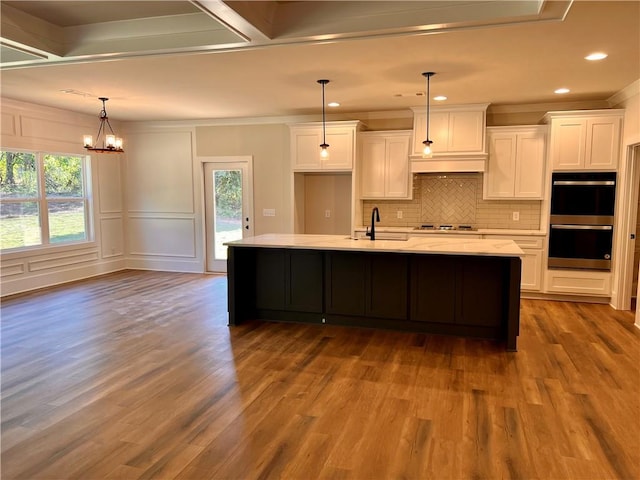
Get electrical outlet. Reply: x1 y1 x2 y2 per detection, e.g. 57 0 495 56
325 209 331 218
512 211 520 221
397 210 403 219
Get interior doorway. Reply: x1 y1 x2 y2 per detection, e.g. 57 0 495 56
203 158 253 273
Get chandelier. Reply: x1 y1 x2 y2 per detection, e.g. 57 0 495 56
83 97 124 153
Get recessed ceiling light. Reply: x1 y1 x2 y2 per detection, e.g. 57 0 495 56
554 88 570 94
585 52 608 61
328 102 340 107
434 96 447 101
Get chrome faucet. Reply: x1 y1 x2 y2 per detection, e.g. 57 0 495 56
366 207 380 240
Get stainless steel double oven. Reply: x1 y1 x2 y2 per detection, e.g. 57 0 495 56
548 172 616 271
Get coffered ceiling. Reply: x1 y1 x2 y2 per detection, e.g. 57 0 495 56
1 1 638 122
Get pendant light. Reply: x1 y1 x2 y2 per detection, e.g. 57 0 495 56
317 79 330 158
83 97 124 153
421 72 435 158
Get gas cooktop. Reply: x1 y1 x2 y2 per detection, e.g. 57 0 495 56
414 224 477 231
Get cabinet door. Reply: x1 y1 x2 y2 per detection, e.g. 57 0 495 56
324 128 355 170
360 136 386 198
412 112 427 155
292 129 323 171
384 135 411 198
256 249 324 312
585 117 621 170
325 252 367 315
410 256 456 324
514 132 545 199
366 254 408 319
255 249 286 310
520 249 542 291
485 133 517 198
286 250 323 312
412 111 449 155
457 257 503 327
448 111 485 152
428 112 450 154
551 118 586 170
326 252 408 319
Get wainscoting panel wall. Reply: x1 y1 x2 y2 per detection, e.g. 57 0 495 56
0 98 126 296
124 127 203 272
128 217 196 258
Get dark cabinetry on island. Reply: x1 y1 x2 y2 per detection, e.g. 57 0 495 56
228 246 521 351
326 252 409 320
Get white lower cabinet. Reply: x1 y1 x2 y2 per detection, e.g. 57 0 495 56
489 235 544 291
545 269 611 296
520 249 543 291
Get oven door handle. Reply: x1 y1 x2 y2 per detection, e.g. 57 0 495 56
551 224 613 230
552 180 615 186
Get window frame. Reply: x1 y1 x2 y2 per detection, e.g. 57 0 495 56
0 148 94 253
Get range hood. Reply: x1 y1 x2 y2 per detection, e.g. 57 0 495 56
410 154 487 173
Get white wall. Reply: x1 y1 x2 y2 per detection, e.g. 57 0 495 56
123 126 204 272
195 123 293 235
609 80 640 312
0 98 126 296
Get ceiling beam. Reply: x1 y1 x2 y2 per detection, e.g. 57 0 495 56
190 0 273 42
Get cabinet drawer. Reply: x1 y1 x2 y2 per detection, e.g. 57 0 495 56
488 235 544 249
409 233 482 239
545 269 611 296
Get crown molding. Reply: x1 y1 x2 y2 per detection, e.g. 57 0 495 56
608 79 640 108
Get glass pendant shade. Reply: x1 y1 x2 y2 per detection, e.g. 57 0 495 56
422 140 433 158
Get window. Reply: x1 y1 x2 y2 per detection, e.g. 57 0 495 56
0 150 92 251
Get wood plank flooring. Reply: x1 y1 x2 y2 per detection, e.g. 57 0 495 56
1 269 639 479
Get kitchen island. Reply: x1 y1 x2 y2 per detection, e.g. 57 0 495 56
226 234 523 351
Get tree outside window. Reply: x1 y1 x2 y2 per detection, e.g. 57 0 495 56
0 150 90 250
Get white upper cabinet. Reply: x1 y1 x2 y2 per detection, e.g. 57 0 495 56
360 131 411 199
410 104 488 157
544 110 623 171
483 126 546 200
290 121 360 171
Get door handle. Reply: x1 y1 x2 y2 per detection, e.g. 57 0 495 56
245 225 249 230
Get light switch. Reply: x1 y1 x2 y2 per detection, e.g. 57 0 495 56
325 210 331 218
263 208 276 217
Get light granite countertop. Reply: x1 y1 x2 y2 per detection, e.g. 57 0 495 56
226 234 524 257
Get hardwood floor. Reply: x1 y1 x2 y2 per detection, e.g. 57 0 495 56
1 270 639 479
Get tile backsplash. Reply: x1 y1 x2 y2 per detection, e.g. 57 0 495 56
362 173 542 230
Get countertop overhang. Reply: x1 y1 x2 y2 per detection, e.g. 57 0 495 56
226 234 524 257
